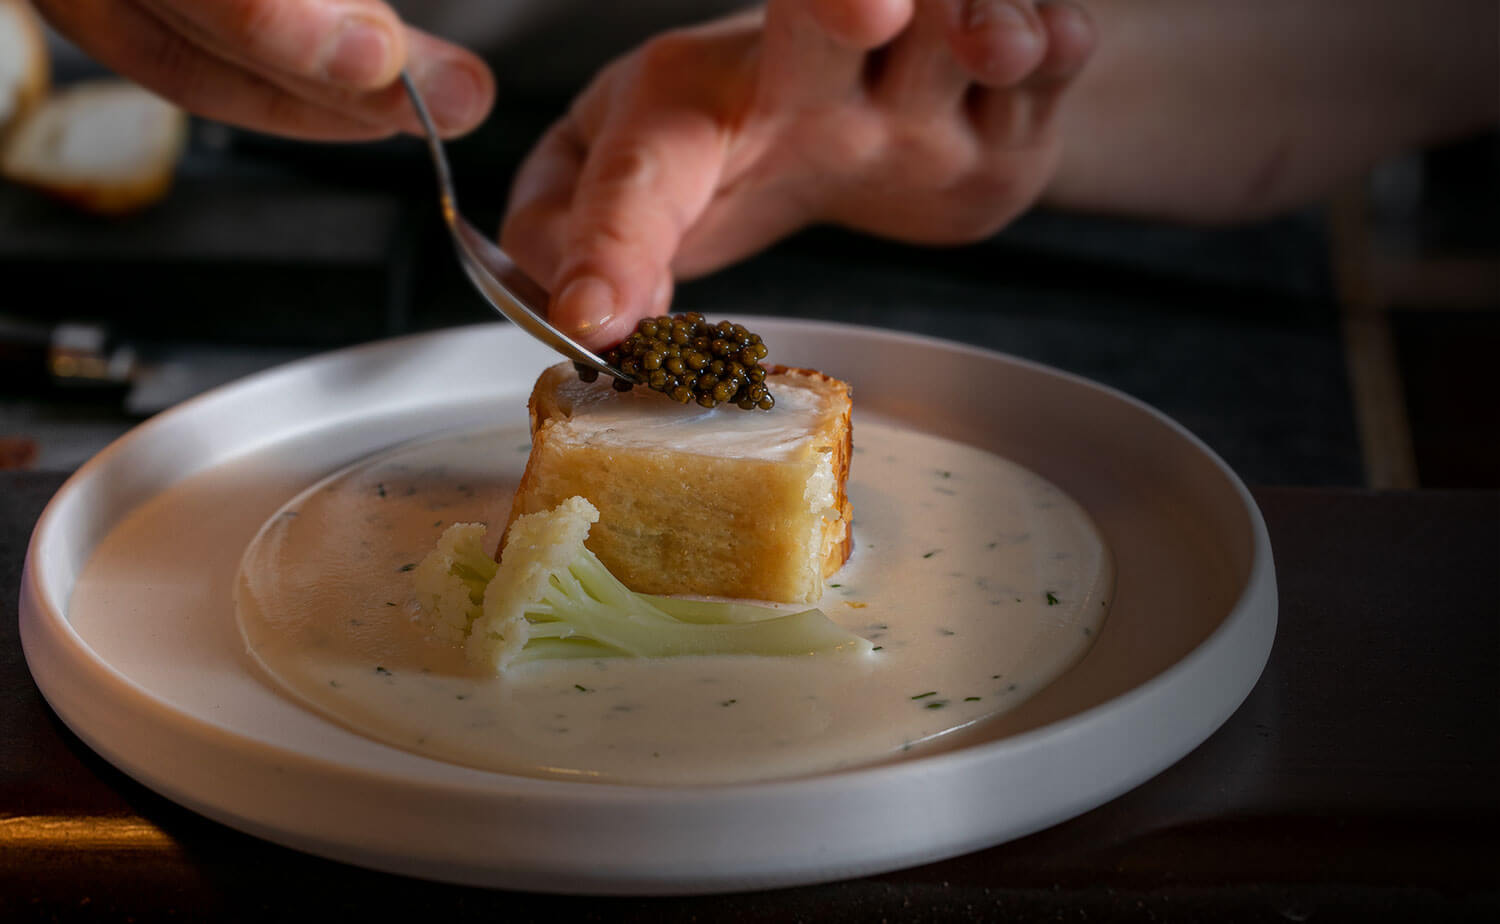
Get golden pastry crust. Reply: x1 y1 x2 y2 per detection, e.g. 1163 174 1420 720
0 0 49 139
765 366 853 580
508 362 854 603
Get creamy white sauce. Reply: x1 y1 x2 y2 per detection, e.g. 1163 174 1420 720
233 420 1113 785
546 373 829 461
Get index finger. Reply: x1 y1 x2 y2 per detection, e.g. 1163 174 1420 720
545 103 728 350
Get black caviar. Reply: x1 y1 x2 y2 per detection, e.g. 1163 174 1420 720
576 313 775 410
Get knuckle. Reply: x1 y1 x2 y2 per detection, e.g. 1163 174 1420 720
950 1 1044 86
592 143 660 191
630 28 734 102
221 0 330 74
954 39 1017 87
882 122 975 185
577 209 646 254
573 202 679 268
808 113 890 176
222 0 287 46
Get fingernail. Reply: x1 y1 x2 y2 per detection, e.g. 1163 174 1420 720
555 275 616 339
417 60 486 132
323 17 393 86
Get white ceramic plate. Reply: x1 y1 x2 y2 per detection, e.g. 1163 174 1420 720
20 320 1275 894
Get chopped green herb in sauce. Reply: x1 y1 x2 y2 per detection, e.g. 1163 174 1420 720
235 417 1113 785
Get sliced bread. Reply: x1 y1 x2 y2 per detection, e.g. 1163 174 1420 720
0 0 47 137
1 79 187 214
508 362 854 604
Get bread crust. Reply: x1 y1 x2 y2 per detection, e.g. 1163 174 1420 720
0 80 188 215
20 167 180 216
765 366 854 578
511 362 854 602
0 0 49 139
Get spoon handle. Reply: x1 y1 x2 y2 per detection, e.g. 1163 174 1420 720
399 73 635 382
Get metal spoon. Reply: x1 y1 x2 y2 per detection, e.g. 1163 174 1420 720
400 72 637 384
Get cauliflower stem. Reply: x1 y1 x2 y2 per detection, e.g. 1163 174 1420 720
413 496 870 672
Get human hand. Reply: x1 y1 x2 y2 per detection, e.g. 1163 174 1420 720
501 0 1093 350
33 0 494 139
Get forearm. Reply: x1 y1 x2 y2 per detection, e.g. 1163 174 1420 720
1045 0 1499 222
